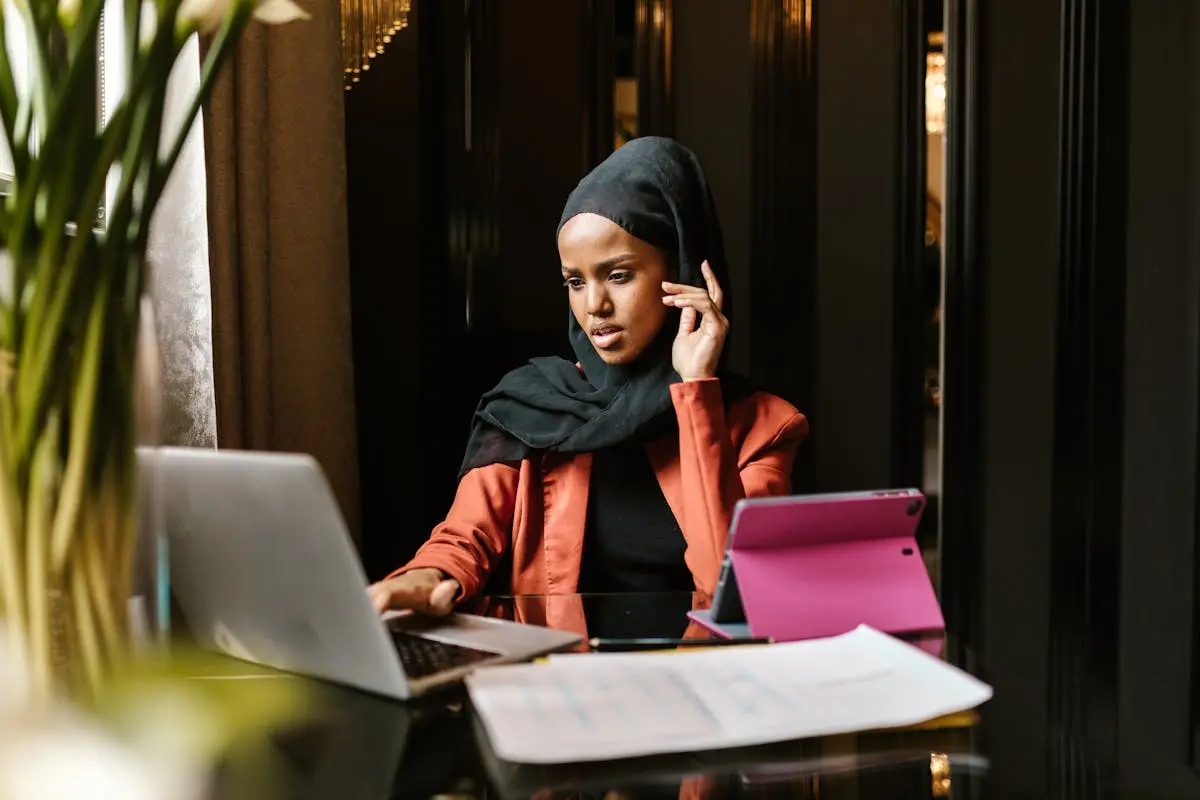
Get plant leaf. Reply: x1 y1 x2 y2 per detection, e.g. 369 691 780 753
58 0 82 28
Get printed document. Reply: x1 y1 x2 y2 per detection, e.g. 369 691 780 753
465 625 992 764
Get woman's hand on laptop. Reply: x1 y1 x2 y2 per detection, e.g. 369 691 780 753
368 569 460 616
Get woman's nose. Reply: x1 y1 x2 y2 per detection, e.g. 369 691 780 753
585 284 612 315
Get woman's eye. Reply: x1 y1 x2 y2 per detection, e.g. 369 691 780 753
563 277 585 289
608 272 632 283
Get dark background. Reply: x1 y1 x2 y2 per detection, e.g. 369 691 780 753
343 1 1200 795
345 0 926 576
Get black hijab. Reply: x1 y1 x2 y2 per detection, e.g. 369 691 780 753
458 137 751 476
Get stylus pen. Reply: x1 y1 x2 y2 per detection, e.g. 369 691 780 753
588 636 772 651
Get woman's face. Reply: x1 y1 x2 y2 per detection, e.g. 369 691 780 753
558 213 671 366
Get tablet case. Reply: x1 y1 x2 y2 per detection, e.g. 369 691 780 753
689 490 945 642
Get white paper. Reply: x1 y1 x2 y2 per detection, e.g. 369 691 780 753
465 625 992 764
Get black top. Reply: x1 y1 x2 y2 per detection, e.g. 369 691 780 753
578 442 694 595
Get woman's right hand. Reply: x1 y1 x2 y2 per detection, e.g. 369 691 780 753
367 568 461 616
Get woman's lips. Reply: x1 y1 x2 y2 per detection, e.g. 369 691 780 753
591 326 624 349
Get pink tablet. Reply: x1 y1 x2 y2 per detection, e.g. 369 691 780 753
689 489 945 642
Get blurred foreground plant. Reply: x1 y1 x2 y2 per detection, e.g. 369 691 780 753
0 629 314 799
0 0 307 702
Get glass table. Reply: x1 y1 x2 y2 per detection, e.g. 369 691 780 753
197 592 1102 799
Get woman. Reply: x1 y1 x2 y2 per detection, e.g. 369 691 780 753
368 137 808 616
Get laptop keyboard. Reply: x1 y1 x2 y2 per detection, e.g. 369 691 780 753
388 628 499 679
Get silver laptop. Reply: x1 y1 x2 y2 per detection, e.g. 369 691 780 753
150 446 582 700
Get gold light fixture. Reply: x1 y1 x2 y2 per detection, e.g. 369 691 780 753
341 0 411 91
930 752 951 797
926 33 946 135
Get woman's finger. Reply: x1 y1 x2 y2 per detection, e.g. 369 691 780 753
677 306 698 336
367 576 451 614
367 582 393 613
368 580 425 613
662 289 711 304
427 580 461 616
700 261 724 311
661 280 705 295
700 305 728 335
664 292 719 315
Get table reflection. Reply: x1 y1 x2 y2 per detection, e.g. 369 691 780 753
470 591 711 643
204 593 981 800
472 592 950 660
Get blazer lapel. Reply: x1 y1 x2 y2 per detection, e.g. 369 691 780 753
541 452 592 594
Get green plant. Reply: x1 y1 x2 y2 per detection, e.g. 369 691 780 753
0 0 308 702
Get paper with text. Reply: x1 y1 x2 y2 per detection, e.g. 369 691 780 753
465 625 992 764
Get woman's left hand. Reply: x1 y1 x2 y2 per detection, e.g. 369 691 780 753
664 260 729 382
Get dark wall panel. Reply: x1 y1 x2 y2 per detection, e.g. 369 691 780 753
344 1 428 579
975 0 1059 788
673 0 753 374
497 0 590 336
940 0 1200 794
813 0 900 492
1119 1 1200 794
748 0 817 488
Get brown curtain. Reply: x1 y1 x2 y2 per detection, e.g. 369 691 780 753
201 6 361 542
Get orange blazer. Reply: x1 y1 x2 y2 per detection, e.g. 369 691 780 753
390 377 808 599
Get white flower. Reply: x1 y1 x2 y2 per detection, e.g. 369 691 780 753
175 0 226 36
177 0 228 36
178 0 311 36
251 0 311 25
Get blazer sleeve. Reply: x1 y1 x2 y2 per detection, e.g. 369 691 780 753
670 378 808 594
385 462 519 600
